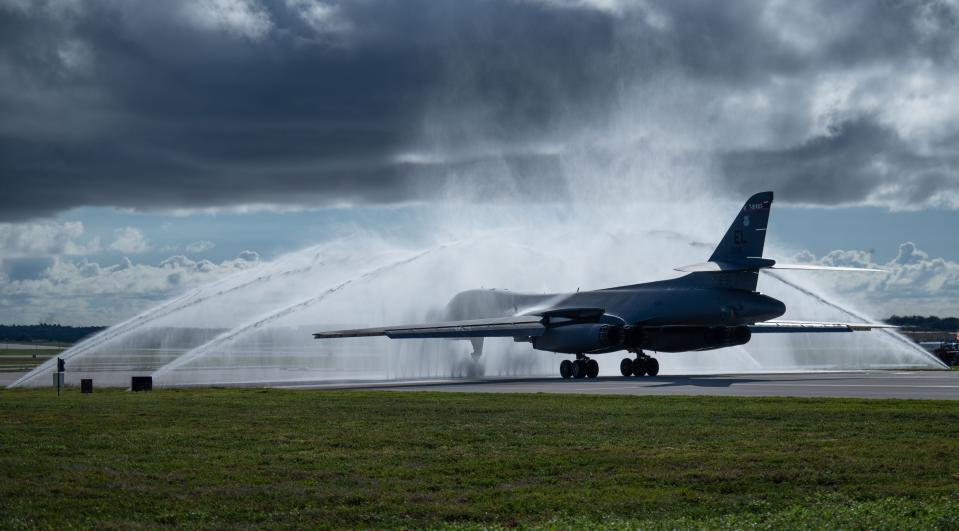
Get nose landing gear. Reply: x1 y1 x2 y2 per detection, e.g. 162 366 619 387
560 354 599 379
620 352 659 377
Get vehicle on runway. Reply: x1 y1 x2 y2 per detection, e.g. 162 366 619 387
314 191 892 379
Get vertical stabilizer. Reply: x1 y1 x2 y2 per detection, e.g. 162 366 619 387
709 191 773 263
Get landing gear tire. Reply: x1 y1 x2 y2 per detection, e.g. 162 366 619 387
572 359 587 379
620 357 633 377
559 359 573 379
632 358 647 377
645 357 660 377
586 359 599 379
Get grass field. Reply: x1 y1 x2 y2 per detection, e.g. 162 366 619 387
1 389 958 529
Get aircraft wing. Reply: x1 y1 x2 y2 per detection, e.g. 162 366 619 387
749 320 898 333
313 315 546 339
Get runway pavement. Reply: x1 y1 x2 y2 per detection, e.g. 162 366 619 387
0 343 62 350
340 371 959 400
0 372 24 387
5 369 959 399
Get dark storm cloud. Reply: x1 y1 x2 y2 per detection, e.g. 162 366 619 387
0 0 621 219
1 0 958 220
721 117 959 207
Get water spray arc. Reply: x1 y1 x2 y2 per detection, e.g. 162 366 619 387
10 243 395 388
9 201 945 388
762 270 947 368
151 245 451 385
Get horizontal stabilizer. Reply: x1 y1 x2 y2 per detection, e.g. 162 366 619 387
768 263 887 272
314 315 546 340
676 260 886 273
749 320 897 333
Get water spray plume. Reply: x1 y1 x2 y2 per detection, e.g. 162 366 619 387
10 201 944 388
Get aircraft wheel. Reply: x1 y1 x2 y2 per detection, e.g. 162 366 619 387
559 359 573 379
619 357 633 377
632 358 647 377
572 360 587 379
586 359 599 378
645 357 660 377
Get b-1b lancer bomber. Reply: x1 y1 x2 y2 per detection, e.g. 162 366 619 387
314 192 891 379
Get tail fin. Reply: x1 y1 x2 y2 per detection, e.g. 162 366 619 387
673 192 880 291
670 191 773 292
709 191 773 263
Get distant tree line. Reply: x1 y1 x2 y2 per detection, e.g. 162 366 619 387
0 324 106 344
885 315 959 331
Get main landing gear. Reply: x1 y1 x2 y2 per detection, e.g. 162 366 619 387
620 352 659 377
559 354 599 379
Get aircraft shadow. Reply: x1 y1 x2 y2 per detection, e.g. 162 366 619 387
365 374 819 390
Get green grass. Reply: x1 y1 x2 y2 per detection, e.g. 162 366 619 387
0 348 62 356
1 389 958 529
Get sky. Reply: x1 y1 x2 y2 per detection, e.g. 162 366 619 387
0 0 958 325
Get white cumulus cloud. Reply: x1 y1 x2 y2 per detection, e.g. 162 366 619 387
109 227 149 254
792 242 959 317
0 221 99 258
0 251 265 324
185 240 216 254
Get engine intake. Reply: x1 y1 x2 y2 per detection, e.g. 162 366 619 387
532 323 624 354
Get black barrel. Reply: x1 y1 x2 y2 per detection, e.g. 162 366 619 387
80 379 93 394
131 376 152 392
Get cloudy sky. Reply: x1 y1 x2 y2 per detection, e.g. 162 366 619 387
1 0 958 325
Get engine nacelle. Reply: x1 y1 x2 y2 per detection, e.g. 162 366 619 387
628 326 752 353
532 324 624 354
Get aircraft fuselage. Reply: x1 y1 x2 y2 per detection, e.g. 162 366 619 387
448 278 785 327
445 277 786 355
